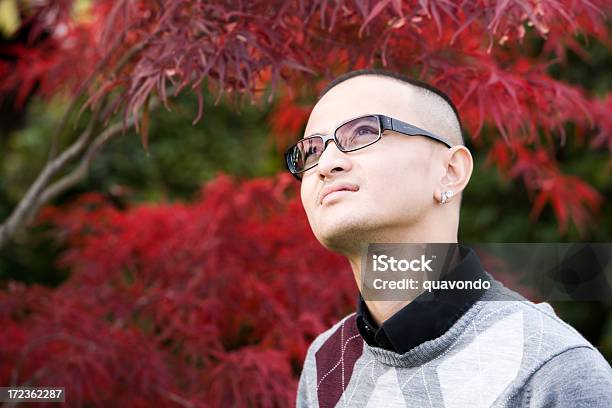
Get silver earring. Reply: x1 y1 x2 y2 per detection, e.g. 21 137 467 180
440 190 454 204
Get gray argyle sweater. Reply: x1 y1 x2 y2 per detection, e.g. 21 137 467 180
296 278 612 407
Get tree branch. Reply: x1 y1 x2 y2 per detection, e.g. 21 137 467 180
46 34 126 161
22 121 128 230
0 108 101 248
0 95 163 249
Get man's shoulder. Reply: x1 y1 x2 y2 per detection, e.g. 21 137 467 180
447 280 610 406
478 278 595 353
472 279 611 401
525 345 612 406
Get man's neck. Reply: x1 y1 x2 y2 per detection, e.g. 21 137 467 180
348 242 462 326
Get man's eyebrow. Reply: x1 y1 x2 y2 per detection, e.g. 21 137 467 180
304 129 327 138
303 119 346 138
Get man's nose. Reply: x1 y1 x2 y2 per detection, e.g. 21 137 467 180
317 139 352 179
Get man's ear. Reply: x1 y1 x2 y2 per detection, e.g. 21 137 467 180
436 145 473 202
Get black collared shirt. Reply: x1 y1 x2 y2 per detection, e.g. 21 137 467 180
355 245 491 354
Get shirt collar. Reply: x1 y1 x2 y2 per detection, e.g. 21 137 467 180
355 244 491 354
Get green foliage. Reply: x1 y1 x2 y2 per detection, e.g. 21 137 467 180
460 137 612 243
85 93 281 203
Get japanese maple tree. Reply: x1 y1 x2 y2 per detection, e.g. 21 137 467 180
0 0 610 245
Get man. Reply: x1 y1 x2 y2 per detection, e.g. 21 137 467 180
286 69 612 407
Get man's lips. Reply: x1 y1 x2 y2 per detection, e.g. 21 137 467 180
319 183 359 205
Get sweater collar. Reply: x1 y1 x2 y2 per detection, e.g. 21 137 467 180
355 244 491 354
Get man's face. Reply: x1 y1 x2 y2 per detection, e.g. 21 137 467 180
300 75 447 253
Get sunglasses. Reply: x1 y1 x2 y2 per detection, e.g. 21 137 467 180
284 114 453 180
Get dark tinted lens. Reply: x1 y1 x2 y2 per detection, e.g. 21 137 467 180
287 136 324 173
336 116 380 150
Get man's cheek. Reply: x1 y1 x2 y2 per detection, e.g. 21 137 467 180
299 188 312 212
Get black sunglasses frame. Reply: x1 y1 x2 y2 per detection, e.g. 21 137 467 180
284 114 453 180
